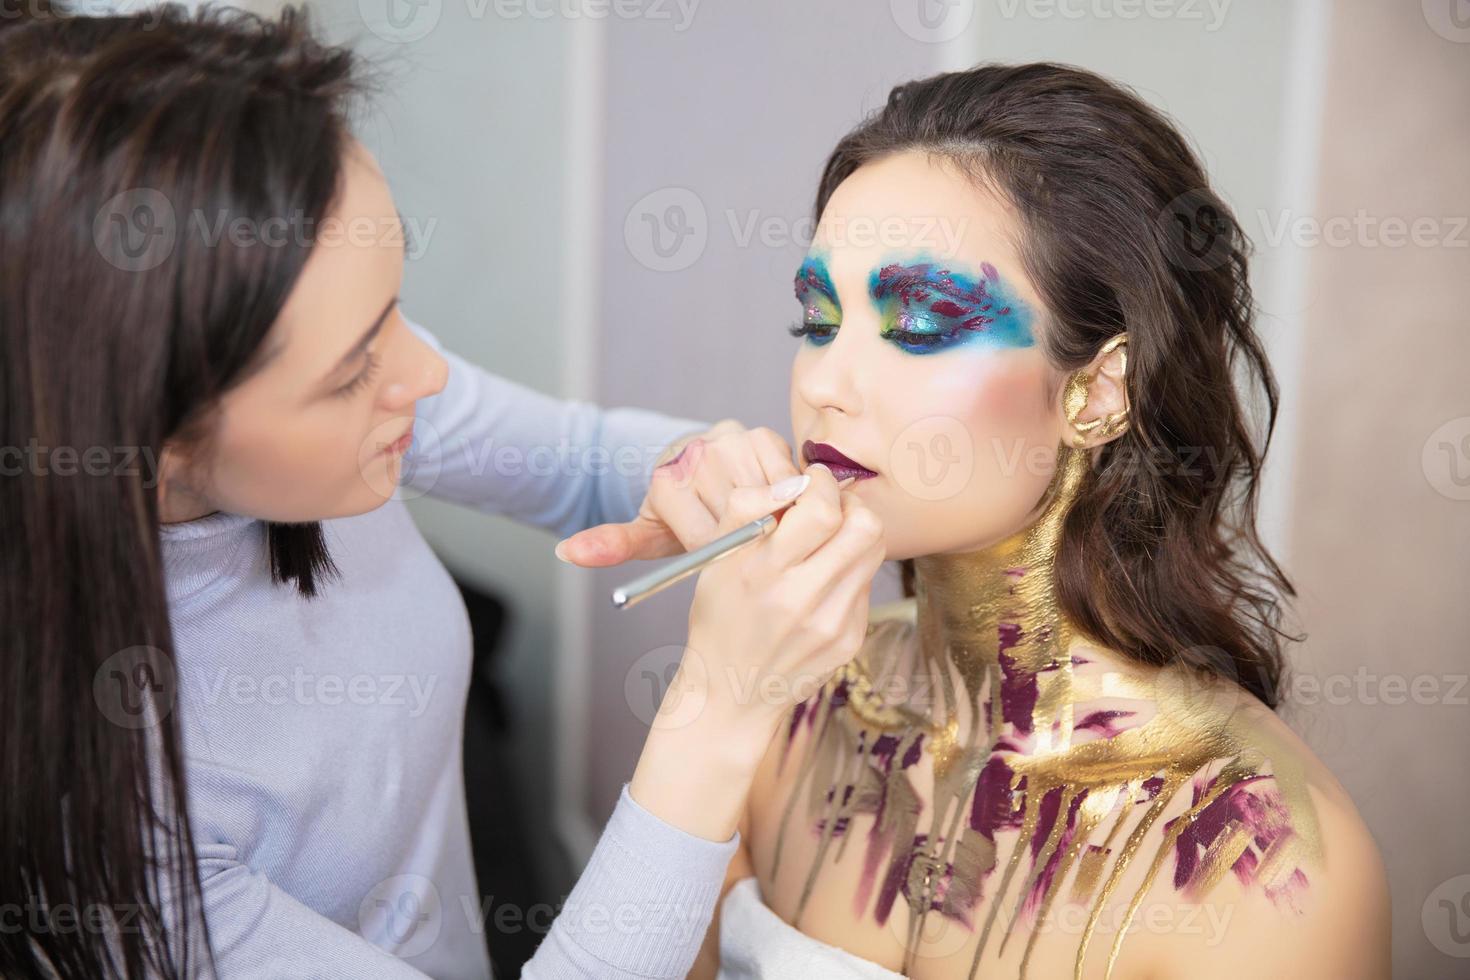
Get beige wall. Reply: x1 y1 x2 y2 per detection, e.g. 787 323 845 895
1283 2 1470 976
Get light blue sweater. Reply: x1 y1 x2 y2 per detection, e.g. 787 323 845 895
160 317 733 978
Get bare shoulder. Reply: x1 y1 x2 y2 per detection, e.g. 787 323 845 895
1134 697 1392 980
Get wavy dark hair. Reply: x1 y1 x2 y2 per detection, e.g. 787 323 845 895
814 63 1297 709
1 4 374 976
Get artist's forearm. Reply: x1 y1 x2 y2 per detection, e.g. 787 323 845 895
629 662 782 842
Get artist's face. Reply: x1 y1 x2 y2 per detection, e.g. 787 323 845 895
789 150 1068 561
160 138 448 523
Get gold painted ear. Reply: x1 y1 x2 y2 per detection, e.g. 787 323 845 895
1062 333 1130 449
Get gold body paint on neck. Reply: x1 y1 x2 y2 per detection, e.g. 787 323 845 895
769 444 1321 980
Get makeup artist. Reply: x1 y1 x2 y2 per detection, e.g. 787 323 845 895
0 5 884 980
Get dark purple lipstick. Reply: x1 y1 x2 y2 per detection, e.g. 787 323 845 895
802 440 879 481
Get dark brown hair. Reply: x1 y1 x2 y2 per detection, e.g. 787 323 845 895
1 4 372 976
815 63 1296 709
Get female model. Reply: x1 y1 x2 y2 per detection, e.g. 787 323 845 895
0 5 884 978
695 63 1392 980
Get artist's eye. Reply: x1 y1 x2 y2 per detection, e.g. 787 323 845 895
881 328 952 354
334 349 382 398
788 322 838 346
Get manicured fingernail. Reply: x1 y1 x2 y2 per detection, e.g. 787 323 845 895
771 474 811 501
554 540 572 563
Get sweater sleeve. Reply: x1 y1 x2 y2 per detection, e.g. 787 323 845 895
521 783 739 979
190 841 432 979
400 316 709 537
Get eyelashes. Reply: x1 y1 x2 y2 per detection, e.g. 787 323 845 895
788 321 956 354
334 349 382 398
788 321 837 346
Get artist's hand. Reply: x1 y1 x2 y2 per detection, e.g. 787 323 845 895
552 419 800 567
685 462 886 718
628 463 885 841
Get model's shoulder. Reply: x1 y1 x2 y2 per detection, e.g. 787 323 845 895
1126 695 1391 980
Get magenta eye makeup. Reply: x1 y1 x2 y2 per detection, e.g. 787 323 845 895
791 254 840 347
870 257 1034 355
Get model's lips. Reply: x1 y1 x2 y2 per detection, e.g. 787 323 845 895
802 440 879 480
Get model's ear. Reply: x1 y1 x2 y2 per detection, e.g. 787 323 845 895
1061 333 1130 449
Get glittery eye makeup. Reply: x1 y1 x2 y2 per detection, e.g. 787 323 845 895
870 258 1034 355
788 254 840 347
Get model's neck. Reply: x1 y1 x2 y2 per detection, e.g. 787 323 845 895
910 444 1090 729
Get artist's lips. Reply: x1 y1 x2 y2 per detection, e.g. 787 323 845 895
377 426 414 457
802 440 878 481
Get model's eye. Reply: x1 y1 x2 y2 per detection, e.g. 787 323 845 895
881 328 952 354
788 322 838 346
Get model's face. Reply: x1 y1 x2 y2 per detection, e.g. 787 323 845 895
789 149 1066 560
162 138 448 523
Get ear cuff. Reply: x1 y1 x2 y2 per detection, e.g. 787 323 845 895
1063 333 1130 448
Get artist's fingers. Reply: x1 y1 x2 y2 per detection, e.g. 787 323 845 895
747 427 801 486
745 464 848 573
554 513 683 566
796 489 885 593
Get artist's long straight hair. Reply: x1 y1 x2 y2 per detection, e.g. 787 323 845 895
815 63 1297 708
0 5 371 976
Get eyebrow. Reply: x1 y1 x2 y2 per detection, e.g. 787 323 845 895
325 294 397 381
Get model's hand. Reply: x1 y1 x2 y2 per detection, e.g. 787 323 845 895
627 463 885 842
552 419 800 567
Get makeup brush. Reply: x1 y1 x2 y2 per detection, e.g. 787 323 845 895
611 472 859 610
